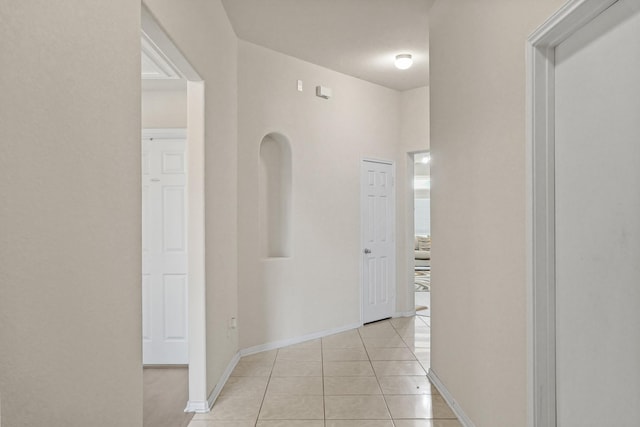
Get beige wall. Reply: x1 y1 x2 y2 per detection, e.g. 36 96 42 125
237 41 405 348
0 1 142 426
400 86 430 152
428 1 565 426
142 0 239 396
142 88 187 128
0 1 428 421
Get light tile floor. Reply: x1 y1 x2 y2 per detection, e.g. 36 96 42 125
189 316 461 427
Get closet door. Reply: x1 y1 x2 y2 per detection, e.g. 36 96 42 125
142 137 188 365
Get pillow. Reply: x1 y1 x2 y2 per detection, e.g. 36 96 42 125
416 235 431 251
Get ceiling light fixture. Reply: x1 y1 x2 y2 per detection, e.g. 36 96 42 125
395 53 413 70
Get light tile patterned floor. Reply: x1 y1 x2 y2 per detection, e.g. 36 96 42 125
189 316 461 427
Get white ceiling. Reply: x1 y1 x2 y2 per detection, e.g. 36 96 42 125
221 0 432 92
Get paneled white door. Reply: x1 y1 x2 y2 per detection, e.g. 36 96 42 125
555 1 640 424
361 160 396 324
142 135 188 365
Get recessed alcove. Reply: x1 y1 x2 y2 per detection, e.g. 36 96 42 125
259 132 292 258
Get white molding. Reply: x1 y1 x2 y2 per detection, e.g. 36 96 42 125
394 310 416 318
188 322 362 412
186 81 208 412
361 157 394 166
184 352 241 413
184 400 209 413
240 322 362 357
427 369 475 427
526 30 558 427
203 352 241 411
141 4 201 82
141 31 182 80
529 0 618 47
405 152 419 316
189 322 362 412
142 128 187 140
526 1 619 427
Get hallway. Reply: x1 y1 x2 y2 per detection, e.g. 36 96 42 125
188 316 459 426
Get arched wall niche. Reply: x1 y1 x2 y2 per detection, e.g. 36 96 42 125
259 132 292 258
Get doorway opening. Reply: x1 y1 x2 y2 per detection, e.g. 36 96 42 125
141 5 207 423
412 152 431 318
528 0 640 424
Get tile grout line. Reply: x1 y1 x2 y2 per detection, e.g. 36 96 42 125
253 349 278 427
320 336 326 426
196 318 463 427
389 318 461 423
388 318 430 426
395 317 431 374
357 325 397 426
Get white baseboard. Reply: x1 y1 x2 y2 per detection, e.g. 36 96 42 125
205 351 241 410
240 322 362 357
184 351 241 413
184 400 209 413
427 368 476 427
189 322 363 413
395 310 416 318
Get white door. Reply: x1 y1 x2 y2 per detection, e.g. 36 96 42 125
555 1 640 425
142 135 188 365
361 160 396 324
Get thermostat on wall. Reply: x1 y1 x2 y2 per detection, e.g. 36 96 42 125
316 85 332 99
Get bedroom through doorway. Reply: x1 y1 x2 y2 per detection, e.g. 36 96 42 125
413 152 430 317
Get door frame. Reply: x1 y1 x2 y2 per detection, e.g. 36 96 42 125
406 153 418 316
407 151 430 317
526 1 619 425
142 6 208 412
360 158 397 324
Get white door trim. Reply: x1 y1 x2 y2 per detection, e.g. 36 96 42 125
360 158 397 325
141 6 200 82
185 80 207 412
142 5 208 412
526 1 619 426
141 128 187 140
405 153 417 317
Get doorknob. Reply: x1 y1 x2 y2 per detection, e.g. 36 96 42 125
364 248 372 254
